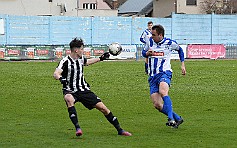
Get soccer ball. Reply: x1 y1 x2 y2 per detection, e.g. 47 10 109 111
108 42 122 56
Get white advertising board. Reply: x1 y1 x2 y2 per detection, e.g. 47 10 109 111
170 45 187 59
110 45 137 59
0 18 4 35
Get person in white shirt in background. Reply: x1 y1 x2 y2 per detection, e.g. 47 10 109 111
140 21 153 74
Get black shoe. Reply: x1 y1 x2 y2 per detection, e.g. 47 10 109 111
173 117 184 128
166 119 176 127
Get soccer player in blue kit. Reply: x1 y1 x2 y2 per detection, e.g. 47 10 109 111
142 24 186 128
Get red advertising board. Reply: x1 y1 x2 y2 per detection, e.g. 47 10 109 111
93 49 104 56
8 49 20 55
35 46 51 60
187 44 226 59
36 49 49 55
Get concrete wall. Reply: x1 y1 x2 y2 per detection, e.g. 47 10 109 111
0 13 237 45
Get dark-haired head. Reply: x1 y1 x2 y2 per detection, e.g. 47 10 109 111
69 37 84 51
148 21 153 25
152 25 165 37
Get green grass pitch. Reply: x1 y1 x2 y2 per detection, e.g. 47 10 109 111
0 60 236 147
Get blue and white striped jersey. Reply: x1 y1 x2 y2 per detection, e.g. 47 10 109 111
142 37 185 76
140 29 152 44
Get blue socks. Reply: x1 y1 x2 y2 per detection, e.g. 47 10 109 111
172 112 181 121
161 96 181 121
162 96 173 120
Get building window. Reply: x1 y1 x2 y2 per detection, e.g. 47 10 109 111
83 3 97 9
90 3 97 9
49 0 52 2
186 0 197 5
83 3 89 9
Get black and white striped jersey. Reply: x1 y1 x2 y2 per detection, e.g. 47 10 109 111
56 55 90 92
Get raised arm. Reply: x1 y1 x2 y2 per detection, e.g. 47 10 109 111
86 52 110 65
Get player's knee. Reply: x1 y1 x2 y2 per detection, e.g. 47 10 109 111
159 83 169 96
159 90 168 97
100 108 108 114
96 103 110 114
64 94 74 105
154 102 162 111
100 107 110 114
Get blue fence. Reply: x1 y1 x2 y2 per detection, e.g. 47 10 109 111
1 13 237 46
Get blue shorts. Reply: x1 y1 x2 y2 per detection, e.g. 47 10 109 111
148 71 172 95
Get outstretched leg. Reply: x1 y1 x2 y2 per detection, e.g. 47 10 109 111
94 102 132 136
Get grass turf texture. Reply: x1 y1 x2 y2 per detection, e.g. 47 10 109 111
0 60 236 147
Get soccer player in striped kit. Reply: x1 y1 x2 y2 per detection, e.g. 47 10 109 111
140 21 153 74
53 38 132 136
142 25 186 128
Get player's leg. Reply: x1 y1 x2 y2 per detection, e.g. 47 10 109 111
149 73 172 118
154 92 183 126
159 81 176 126
150 92 163 111
159 72 184 128
149 72 182 127
64 93 82 136
94 102 132 136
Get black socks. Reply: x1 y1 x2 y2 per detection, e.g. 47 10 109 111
105 112 122 132
68 106 80 129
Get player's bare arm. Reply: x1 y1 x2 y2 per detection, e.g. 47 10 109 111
53 68 63 80
86 52 110 65
181 62 186 75
86 58 101 65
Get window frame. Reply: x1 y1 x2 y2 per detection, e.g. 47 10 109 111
186 0 197 6
83 3 97 9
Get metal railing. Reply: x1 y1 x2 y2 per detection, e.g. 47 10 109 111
225 44 237 59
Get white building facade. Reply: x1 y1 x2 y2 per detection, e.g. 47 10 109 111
0 0 117 16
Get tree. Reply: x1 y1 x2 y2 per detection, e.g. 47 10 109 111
200 0 237 14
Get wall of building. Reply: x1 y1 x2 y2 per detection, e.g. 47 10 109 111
177 0 204 14
75 9 118 17
0 0 114 16
79 0 111 9
153 0 205 17
153 0 176 18
0 0 70 16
